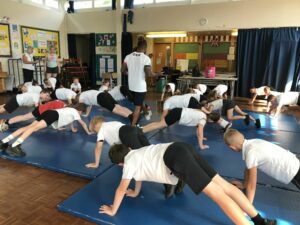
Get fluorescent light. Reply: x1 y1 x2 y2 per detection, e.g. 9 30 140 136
231 30 238 36
146 32 187 38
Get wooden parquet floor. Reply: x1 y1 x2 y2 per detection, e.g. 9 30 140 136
0 159 95 225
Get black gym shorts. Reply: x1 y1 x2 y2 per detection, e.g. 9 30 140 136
119 125 150 149
188 97 201 109
46 67 58 74
164 108 182 126
37 110 59 126
129 91 146 106
221 99 236 116
163 142 217 194
4 96 19 113
97 92 118 112
31 106 41 119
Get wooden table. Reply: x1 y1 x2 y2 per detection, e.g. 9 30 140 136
177 74 238 99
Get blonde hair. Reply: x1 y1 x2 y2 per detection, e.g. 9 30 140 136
223 128 243 145
89 116 104 131
18 84 26 92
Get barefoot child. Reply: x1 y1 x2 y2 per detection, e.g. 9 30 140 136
79 90 133 120
100 142 276 225
224 129 300 203
142 108 220 150
86 116 150 169
0 103 91 157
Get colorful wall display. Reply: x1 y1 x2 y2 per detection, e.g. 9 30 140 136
21 26 60 57
95 33 117 82
0 23 12 57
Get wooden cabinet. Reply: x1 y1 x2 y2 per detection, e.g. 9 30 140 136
0 62 8 93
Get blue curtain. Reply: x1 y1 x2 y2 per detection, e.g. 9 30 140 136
236 28 300 97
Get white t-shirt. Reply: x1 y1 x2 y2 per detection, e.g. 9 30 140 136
255 86 267 96
55 88 76 100
193 89 202 95
108 85 125 101
24 82 33 87
22 53 35 70
124 52 151 92
179 108 207 127
70 82 82 91
196 84 207 94
163 93 200 110
99 85 109 92
97 121 124 146
163 83 176 94
209 99 223 111
270 91 281 97
277 92 299 106
27 86 42 94
213 84 228 96
49 77 57 89
242 139 300 184
79 90 100 106
16 93 40 106
51 108 81 129
122 143 179 185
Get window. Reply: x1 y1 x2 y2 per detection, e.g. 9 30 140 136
134 0 154 5
31 0 43 4
94 0 111 8
74 1 93 9
45 0 58 8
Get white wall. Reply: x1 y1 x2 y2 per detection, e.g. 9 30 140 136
67 10 117 34
0 0 67 72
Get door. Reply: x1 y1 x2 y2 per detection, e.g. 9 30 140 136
153 43 171 73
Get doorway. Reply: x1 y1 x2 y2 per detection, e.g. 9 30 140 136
153 43 171 73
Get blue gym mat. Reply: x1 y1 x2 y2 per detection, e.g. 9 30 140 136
58 165 300 225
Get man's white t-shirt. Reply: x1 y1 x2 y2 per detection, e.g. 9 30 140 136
97 121 124 146
242 139 300 184
51 108 81 129
163 93 200 110
277 92 299 106
27 86 42 94
108 86 125 101
124 52 151 92
79 90 100 106
16 93 40 106
179 108 207 127
122 143 178 185
55 88 76 100
213 84 228 96
255 86 267 96
70 82 82 91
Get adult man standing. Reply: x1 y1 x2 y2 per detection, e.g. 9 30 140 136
122 39 153 126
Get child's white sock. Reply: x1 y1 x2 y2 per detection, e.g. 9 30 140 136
219 118 230 128
12 138 24 147
2 134 14 143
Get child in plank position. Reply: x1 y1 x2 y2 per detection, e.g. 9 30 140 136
267 92 300 118
79 90 133 120
0 90 51 115
160 83 176 101
50 87 77 105
100 142 276 225
0 103 91 157
209 93 261 128
224 129 300 203
43 77 57 90
142 108 220 150
86 116 150 169
213 84 228 98
99 79 110 92
0 100 65 132
249 86 268 104
19 82 42 94
70 77 82 94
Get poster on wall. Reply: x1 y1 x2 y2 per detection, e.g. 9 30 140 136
95 33 117 82
0 23 12 57
21 26 60 57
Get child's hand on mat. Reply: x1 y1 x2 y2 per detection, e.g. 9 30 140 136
126 189 138 198
200 144 209 150
85 163 98 168
99 205 115 216
231 180 244 189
